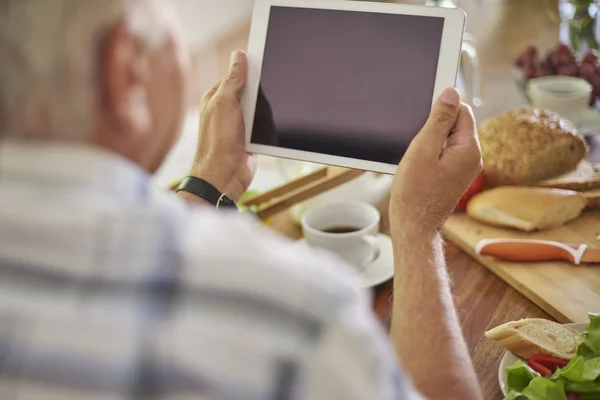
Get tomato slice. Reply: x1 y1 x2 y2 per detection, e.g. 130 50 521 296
527 358 552 376
454 171 485 212
529 354 569 368
527 354 570 376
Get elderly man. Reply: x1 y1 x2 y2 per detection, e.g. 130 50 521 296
0 1 483 399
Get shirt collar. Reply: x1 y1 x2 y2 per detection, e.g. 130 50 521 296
0 139 152 204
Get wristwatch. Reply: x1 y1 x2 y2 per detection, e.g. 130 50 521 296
176 176 237 210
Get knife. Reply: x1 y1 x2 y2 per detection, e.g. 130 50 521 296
475 239 600 265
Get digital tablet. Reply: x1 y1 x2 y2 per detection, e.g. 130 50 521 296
243 0 466 174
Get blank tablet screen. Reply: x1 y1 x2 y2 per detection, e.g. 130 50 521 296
250 6 445 165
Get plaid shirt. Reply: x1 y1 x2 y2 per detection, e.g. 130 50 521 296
0 141 421 400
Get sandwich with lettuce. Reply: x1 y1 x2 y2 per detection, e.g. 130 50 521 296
485 313 600 399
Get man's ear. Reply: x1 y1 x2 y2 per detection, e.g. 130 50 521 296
100 21 151 137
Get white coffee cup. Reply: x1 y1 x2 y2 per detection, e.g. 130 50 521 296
301 201 380 269
526 76 592 124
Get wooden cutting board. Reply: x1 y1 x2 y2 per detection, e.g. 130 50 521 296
443 211 600 323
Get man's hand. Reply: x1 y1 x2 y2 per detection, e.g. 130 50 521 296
189 51 257 202
388 88 483 400
390 88 482 234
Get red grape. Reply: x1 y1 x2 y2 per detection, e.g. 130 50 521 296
537 60 553 76
516 45 539 67
525 66 538 80
592 74 600 92
514 42 600 109
582 50 598 65
555 43 574 56
556 64 579 76
590 75 600 105
580 62 595 82
552 53 576 67
524 44 538 58
548 44 576 69
516 54 533 68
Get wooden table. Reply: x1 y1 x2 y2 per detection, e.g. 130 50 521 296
200 1 600 398
266 198 552 400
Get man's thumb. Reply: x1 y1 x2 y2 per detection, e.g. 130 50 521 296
415 88 461 152
220 50 247 100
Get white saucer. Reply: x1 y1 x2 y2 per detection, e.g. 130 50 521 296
297 233 394 288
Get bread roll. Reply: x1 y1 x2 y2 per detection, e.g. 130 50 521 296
485 318 581 360
478 109 589 187
466 187 586 231
538 161 600 191
583 188 600 209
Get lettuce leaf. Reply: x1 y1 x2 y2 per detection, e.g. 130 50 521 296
505 390 527 400
583 313 600 357
552 356 600 383
553 357 600 393
554 356 586 382
507 361 540 392
577 342 597 361
563 380 600 394
582 358 600 381
504 377 567 400
580 392 600 400
524 378 568 399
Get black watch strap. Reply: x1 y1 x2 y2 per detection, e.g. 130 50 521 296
176 176 237 210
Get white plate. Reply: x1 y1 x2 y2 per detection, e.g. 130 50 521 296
498 322 587 396
297 233 394 288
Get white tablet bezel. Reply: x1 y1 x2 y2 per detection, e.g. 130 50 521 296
243 0 466 175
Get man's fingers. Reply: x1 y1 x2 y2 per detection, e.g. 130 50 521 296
444 104 477 149
217 50 248 100
441 103 482 172
412 88 461 156
202 80 222 107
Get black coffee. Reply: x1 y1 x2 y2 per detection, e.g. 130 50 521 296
323 226 361 234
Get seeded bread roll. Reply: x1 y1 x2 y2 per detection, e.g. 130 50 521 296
478 109 589 187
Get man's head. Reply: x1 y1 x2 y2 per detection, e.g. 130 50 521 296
0 0 190 173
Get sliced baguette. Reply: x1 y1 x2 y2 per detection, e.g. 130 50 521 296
537 161 600 191
485 318 581 360
583 188 600 209
466 187 587 231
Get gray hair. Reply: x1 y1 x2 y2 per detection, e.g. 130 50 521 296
0 0 169 140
